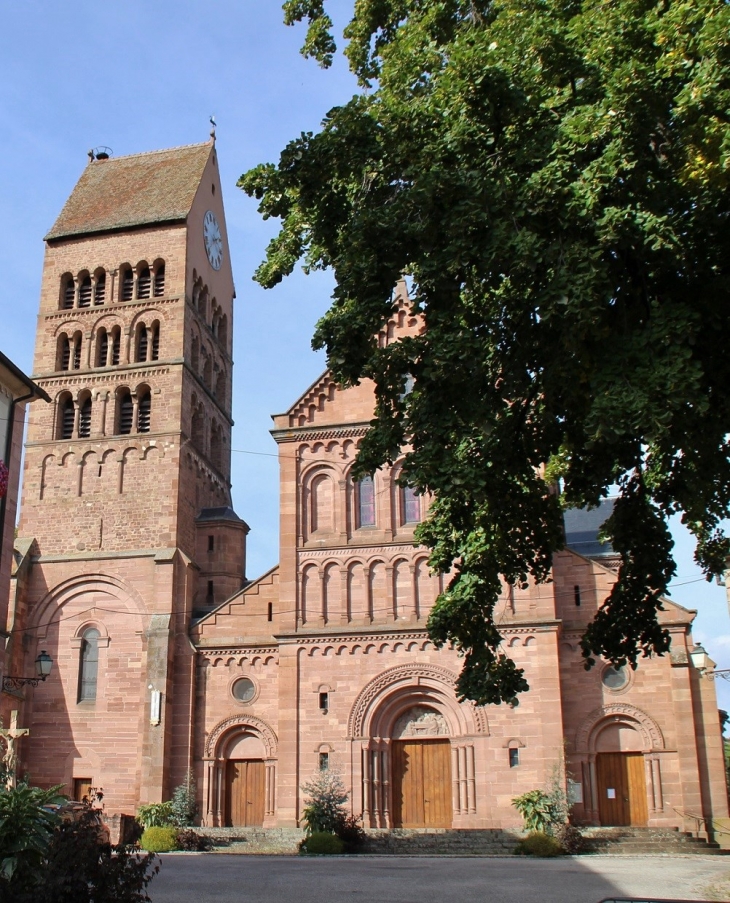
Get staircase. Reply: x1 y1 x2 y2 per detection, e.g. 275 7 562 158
581 826 726 855
362 828 521 855
197 827 304 854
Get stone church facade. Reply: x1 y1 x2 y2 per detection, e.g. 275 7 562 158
5 141 728 835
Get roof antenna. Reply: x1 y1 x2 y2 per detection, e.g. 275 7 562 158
209 115 217 141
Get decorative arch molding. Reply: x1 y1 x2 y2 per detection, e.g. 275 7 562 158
31 572 148 637
205 714 278 758
575 703 665 754
347 662 489 739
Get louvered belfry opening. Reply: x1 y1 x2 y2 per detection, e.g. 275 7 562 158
78 397 92 438
111 329 120 365
97 330 108 367
121 268 134 301
73 336 82 370
94 273 106 305
78 275 92 308
60 396 75 439
151 324 160 360
62 278 75 309
119 392 133 435
153 264 165 297
137 266 151 299
136 325 148 362
60 335 71 371
138 392 151 433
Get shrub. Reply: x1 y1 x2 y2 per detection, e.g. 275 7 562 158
553 823 590 855
170 771 197 828
300 832 345 855
0 799 158 903
301 768 348 835
512 789 563 834
515 831 564 857
334 813 366 852
0 783 65 886
175 830 212 852
140 826 178 853
136 802 173 829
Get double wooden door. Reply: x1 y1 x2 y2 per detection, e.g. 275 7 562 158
392 739 452 828
596 752 648 826
225 759 265 827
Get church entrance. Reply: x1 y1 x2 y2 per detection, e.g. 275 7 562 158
596 752 648 826
391 739 452 828
225 759 265 827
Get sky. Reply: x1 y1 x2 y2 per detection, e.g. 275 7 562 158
2 1 729 709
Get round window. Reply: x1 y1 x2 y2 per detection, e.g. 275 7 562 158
602 665 628 691
232 677 256 703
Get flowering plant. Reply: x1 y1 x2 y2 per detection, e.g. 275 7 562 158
0 460 8 498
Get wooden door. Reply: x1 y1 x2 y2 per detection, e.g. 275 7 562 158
225 760 265 827
596 753 647 826
73 778 93 802
392 740 452 828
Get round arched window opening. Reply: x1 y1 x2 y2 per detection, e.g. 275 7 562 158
232 677 256 703
602 665 629 691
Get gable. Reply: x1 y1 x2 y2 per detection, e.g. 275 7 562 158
193 566 279 647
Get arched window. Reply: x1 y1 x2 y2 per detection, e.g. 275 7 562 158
77 627 100 702
137 390 151 433
94 271 106 305
59 394 75 439
58 334 71 371
150 322 159 361
202 353 212 388
199 288 208 320
215 371 226 407
210 422 221 470
61 275 75 310
153 263 165 297
357 476 376 527
118 390 133 435
78 274 92 308
136 325 148 362
218 314 228 348
191 402 204 450
110 327 121 365
137 265 151 299
310 474 334 533
402 485 421 524
191 336 199 373
96 329 108 368
78 395 92 438
121 267 134 301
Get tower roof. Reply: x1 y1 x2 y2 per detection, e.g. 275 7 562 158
45 142 213 241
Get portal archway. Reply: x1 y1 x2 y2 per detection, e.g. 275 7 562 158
203 715 278 827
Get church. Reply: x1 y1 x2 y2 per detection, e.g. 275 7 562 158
4 140 728 837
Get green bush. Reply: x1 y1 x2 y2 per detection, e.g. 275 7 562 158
512 789 564 834
301 769 348 835
136 802 173 829
140 826 178 853
515 831 564 857
175 830 212 852
553 823 590 854
0 783 65 886
300 832 345 855
170 771 197 828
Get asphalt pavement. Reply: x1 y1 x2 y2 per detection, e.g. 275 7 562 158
147 854 730 903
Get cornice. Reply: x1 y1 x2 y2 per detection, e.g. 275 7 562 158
271 423 371 443
197 645 278 657
43 295 183 322
33 366 172 388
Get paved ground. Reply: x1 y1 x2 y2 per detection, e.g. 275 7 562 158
147 854 730 903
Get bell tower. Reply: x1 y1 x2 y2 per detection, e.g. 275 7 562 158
8 141 247 814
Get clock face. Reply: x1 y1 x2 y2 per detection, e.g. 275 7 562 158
203 210 223 270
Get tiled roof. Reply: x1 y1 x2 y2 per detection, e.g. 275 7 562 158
45 142 213 241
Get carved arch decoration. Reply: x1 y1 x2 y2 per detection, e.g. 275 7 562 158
575 703 665 754
205 714 278 759
347 662 489 739
31 572 148 639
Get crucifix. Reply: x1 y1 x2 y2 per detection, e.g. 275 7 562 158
0 710 29 789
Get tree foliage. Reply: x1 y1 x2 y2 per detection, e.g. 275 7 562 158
240 0 730 704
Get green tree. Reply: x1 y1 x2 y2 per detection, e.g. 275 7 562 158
240 0 730 704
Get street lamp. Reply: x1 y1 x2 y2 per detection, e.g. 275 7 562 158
2 651 53 692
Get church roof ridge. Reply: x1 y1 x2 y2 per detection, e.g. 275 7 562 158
45 141 214 242
91 140 212 164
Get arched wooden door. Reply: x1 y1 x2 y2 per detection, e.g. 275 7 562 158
225 759 265 827
392 739 452 828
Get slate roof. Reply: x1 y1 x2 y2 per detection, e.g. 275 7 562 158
563 499 616 558
45 142 213 241
195 507 249 529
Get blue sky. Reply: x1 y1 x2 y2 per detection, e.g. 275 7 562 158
3 1 729 708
